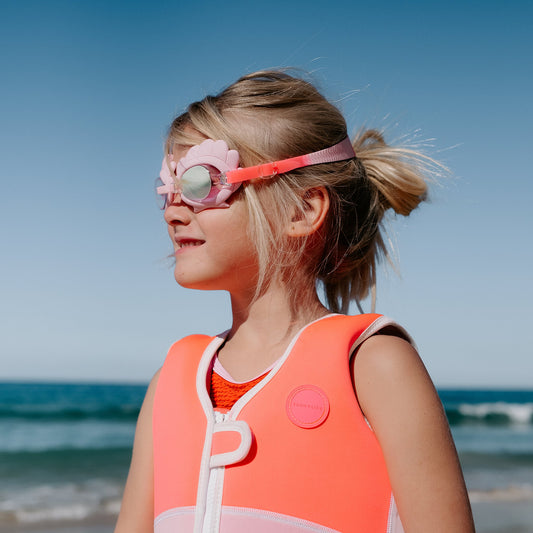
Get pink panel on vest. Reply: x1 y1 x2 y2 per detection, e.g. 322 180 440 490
219 506 339 532
154 506 195 532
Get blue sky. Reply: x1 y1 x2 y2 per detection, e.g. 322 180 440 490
1 0 531 387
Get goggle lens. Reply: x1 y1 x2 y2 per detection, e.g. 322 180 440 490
181 165 214 201
155 165 226 209
155 176 171 210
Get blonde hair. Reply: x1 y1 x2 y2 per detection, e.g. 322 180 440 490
166 70 433 313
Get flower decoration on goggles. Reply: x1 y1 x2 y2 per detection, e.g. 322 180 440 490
155 137 355 211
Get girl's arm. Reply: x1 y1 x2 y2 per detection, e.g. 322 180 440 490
114 370 160 533
354 335 475 533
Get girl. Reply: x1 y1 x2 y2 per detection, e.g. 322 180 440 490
115 71 475 533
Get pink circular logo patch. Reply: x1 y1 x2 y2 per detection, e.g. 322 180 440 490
286 385 330 428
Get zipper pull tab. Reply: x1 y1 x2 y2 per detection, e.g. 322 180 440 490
210 419 252 468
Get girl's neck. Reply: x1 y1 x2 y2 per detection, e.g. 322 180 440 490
218 281 330 382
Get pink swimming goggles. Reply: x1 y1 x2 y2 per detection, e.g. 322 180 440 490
155 137 355 211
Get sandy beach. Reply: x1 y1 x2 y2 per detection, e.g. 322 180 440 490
472 501 533 533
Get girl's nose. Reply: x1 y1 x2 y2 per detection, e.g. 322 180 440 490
164 197 192 226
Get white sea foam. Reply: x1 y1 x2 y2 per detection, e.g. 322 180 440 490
16 504 92 523
459 402 533 424
469 484 533 502
0 479 122 525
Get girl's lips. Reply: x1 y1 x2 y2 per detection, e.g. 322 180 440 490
174 237 205 254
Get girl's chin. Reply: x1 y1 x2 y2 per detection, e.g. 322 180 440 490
173 273 222 291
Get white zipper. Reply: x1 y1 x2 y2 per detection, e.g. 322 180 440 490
201 410 228 532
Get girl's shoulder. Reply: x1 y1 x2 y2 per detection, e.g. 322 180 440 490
352 331 439 436
354 333 423 387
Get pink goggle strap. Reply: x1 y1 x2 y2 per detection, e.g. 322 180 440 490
225 137 355 184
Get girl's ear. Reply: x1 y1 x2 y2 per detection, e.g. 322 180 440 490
287 186 330 237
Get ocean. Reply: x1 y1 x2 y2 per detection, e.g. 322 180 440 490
1 383 532 532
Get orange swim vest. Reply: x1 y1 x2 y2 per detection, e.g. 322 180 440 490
153 314 407 533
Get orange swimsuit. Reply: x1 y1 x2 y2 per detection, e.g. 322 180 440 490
210 363 268 411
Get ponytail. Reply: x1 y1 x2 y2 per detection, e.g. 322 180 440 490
319 129 433 313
